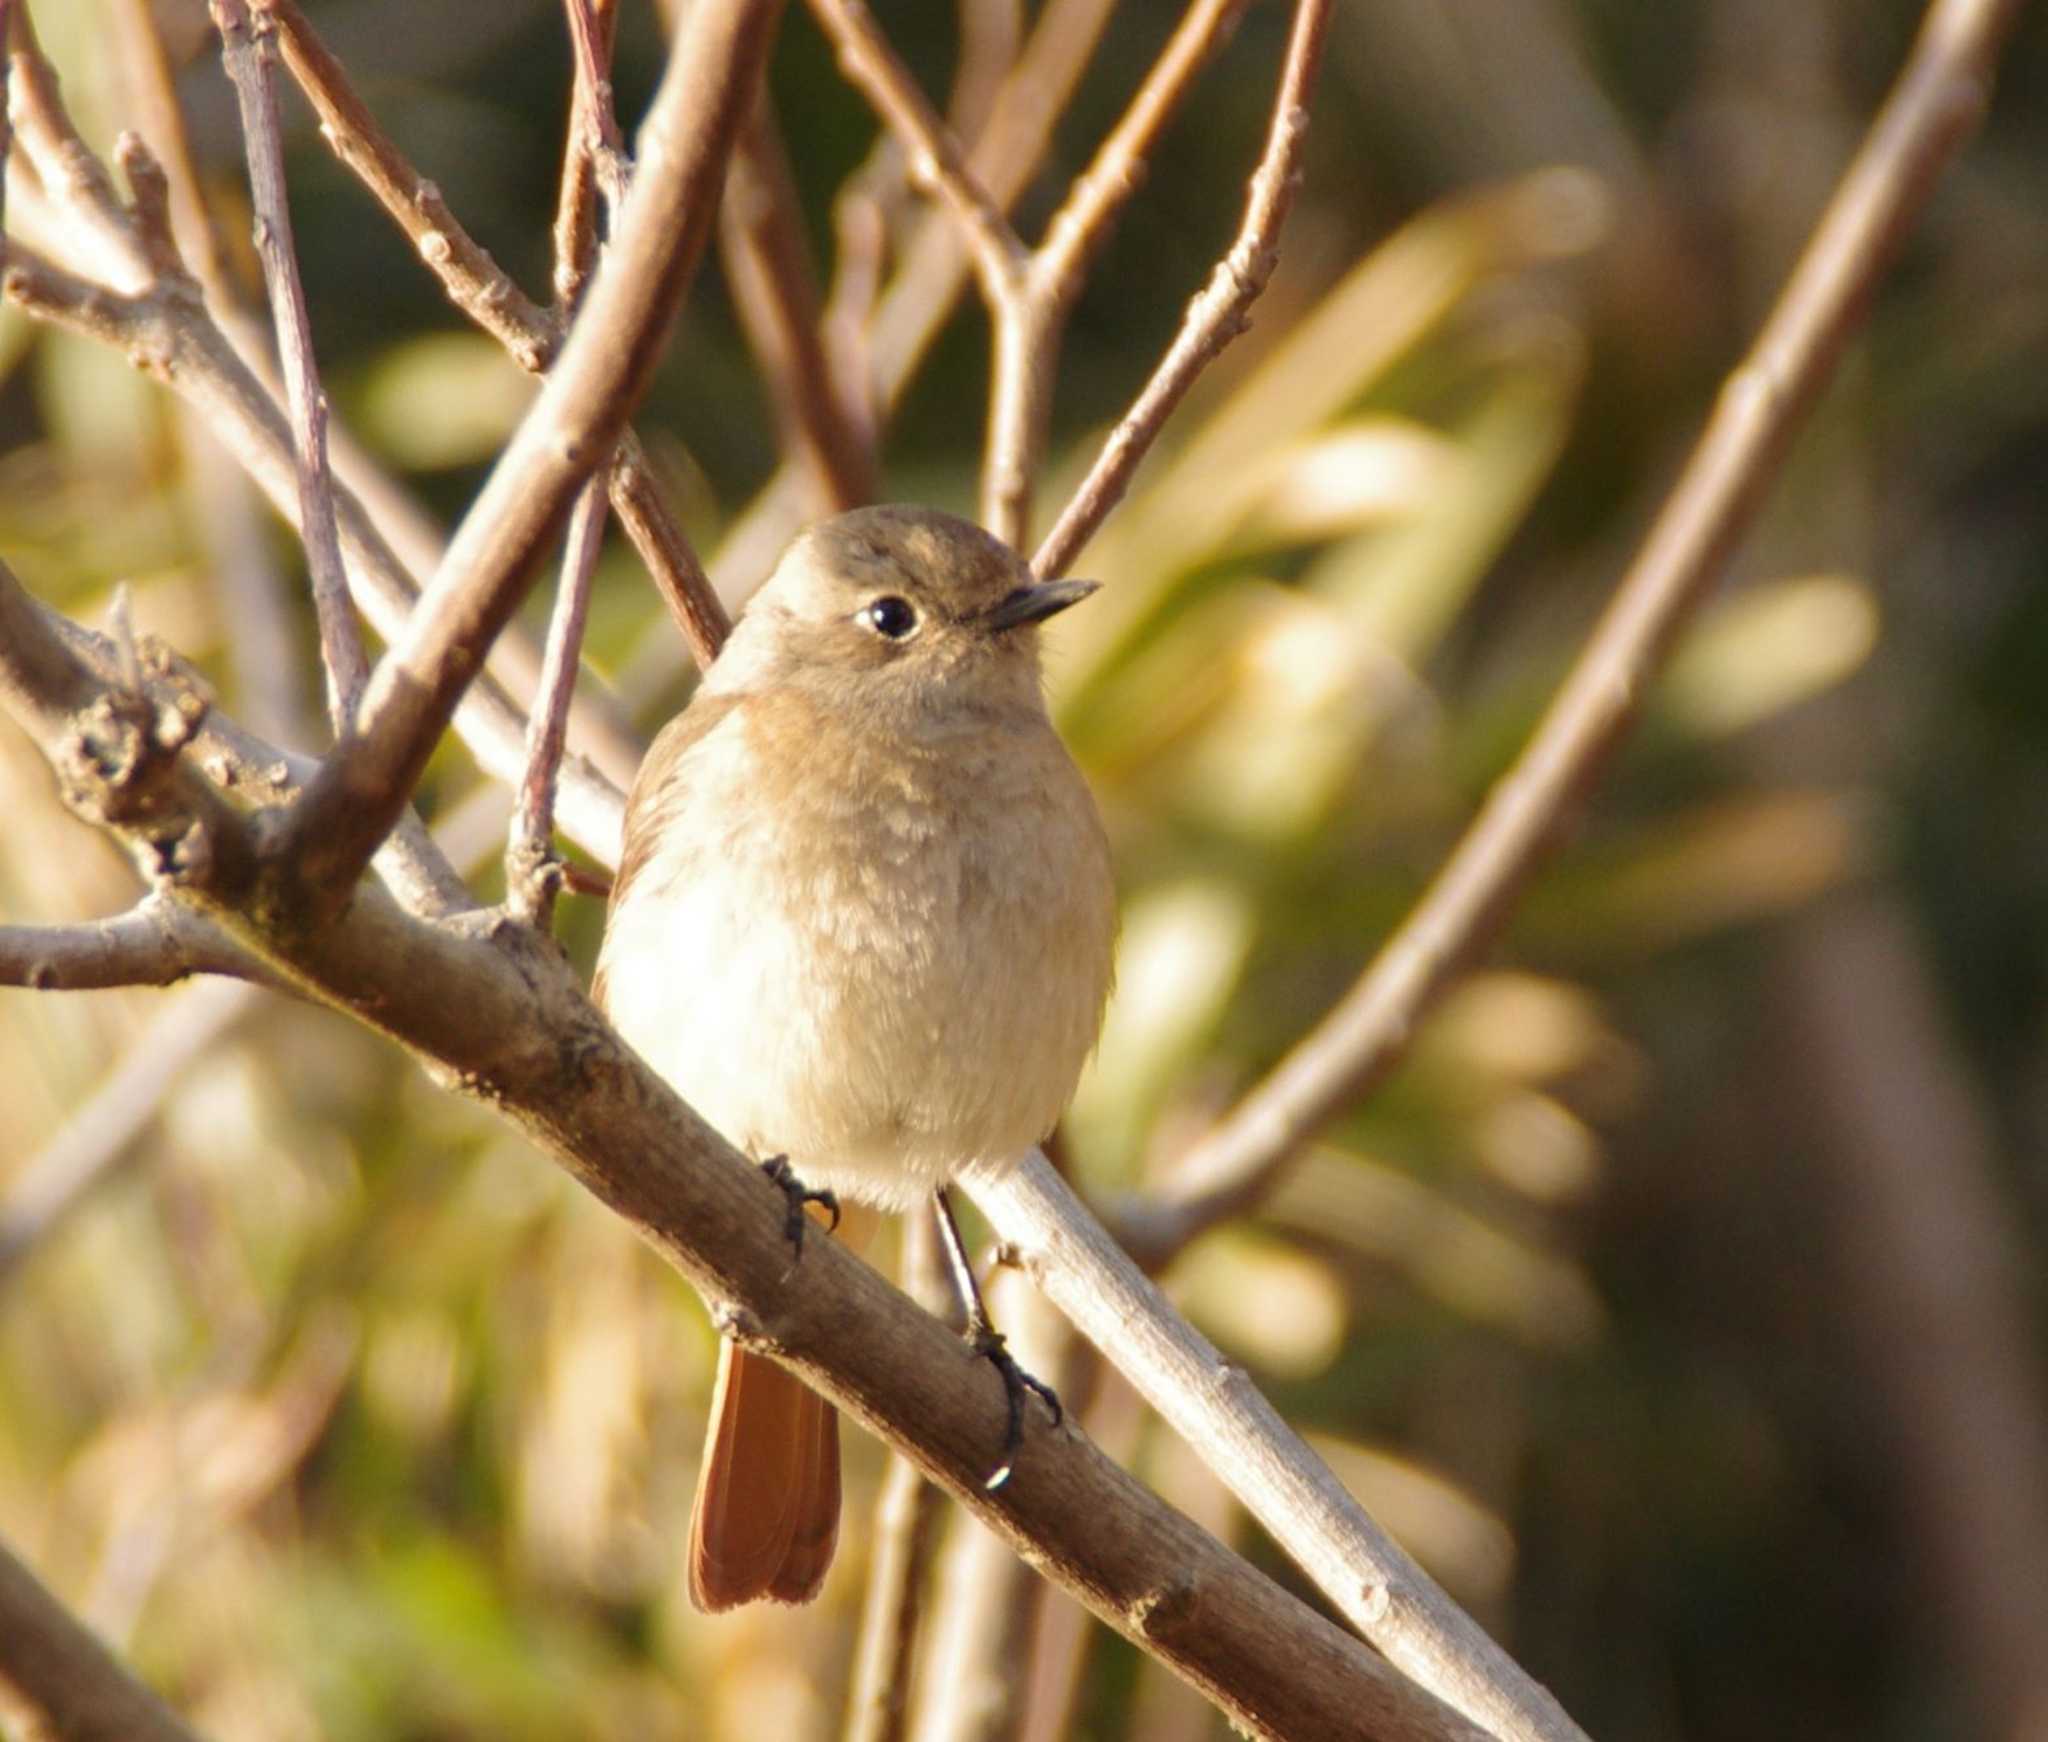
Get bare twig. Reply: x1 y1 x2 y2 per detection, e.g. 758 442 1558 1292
552 0 626 307
804 0 1040 541
204 1 469 917
98 0 640 797
0 1537 204 1742
210 0 362 731
616 0 1121 702
255 0 546 362
507 479 606 928
807 0 1320 551
946 0 1021 141
862 0 1117 410
0 977 259 1288
1116 0 2029 1268
262 0 731 669
272 0 783 907
911 1271 1071 1742
804 0 1026 302
502 0 625 929
1029 0 1252 305
0 900 252 992
1031 0 1329 581
721 97 876 514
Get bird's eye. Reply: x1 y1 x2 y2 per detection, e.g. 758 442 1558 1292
858 596 918 639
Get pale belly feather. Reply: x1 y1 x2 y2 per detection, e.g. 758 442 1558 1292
597 705 1114 1210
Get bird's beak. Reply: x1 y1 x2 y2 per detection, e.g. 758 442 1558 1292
983 579 1099 632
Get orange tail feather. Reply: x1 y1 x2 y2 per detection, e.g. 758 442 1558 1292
688 1340 841 1610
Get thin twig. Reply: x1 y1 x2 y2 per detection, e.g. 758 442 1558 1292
802 0 1046 540
551 0 626 308
804 0 1026 302
507 478 606 928
206 1 469 916
1031 0 1330 581
862 0 1117 410
911 1270 1069 1742
0 30 627 871
262 0 730 669
946 0 1022 142
1114 0 2028 1267
100 0 642 794
210 0 362 731
615 0 1118 703
502 0 624 929
1029 0 1253 305
807 0 1319 551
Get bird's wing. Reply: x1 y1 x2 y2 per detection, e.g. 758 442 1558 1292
591 691 742 1012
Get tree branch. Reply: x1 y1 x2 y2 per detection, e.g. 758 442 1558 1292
210 0 361 731
0 897 252 992
507 478 605 929
261 0 731 670
1031 0 1329 581
807 0 1324 553
271 0 783 907
1115 0 2029 1268
845 1211 948 1742
0 232 630 870
205 1 469 917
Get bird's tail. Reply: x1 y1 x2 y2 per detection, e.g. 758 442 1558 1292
688 1337 841 1609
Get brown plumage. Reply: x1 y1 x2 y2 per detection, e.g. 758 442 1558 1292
594 506 1117 1609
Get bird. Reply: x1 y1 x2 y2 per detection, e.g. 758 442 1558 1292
592 503 1118 1610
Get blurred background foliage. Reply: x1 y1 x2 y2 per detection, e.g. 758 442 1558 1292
4 0 2047 1738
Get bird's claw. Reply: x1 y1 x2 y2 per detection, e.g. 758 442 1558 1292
973 1325 1061 1491
760 1154 840 1256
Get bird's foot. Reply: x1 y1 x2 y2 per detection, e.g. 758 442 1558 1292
971 1323 1061 1491
760 1154 840 1257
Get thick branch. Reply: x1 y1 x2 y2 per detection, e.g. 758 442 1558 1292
1118 0 2028 1265
274 0 782 905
